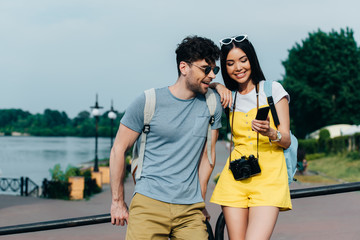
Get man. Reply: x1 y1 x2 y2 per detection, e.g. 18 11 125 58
110 36 222 239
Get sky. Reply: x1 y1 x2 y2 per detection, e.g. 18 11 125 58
1 0 359 118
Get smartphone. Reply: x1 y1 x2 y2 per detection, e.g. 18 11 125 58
255 106 270 120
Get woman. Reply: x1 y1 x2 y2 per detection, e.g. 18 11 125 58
210 35 292 240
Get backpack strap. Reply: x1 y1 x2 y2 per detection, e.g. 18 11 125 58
265 81 298 184
131 88 156 181
205 88 216 166
263 80 280 127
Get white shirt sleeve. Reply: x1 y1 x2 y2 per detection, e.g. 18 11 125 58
272 81 290 104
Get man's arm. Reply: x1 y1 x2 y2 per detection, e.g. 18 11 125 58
198 129 219 200
198 129 219 220
110 124 140 226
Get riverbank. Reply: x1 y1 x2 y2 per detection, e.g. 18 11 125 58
0 132 30 136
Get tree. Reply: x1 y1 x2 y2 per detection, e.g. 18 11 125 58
0 108 125 137
43 109 69 127
282 28 360 138
318 129 331 153
73 111 90 126
0 109 31 127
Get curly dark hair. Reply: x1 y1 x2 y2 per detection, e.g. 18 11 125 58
220 38 266 91
175 36 220 76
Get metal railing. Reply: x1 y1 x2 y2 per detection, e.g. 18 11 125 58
0 177 39 197
0 177 22 194
26 177 39 197
0 181 360 238
0 213 215 239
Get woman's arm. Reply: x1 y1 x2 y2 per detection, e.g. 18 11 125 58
252 97 291 149
209 82 232 108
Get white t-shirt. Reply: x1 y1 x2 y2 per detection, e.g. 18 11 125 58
232 80 289 113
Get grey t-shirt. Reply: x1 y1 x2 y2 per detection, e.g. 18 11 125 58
121 87 222 204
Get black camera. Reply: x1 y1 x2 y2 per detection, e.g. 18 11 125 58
229 154 261 180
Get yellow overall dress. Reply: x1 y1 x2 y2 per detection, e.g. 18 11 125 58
210 104 292 211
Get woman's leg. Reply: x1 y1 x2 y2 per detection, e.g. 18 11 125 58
246 206 279 240
222 206 249 240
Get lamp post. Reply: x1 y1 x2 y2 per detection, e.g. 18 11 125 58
107 100 117 149
90 94 103 172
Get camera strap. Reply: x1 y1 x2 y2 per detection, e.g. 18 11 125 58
256 84 259 160
229 84 260 169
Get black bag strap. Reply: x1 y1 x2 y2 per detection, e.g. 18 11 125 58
255 84 259 159
264 81 280 127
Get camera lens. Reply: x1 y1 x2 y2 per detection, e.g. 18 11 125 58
240 165 251 179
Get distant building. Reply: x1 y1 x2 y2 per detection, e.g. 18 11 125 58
307 124 353 139
341 125 360 136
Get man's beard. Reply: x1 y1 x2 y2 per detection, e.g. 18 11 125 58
186 77 208 95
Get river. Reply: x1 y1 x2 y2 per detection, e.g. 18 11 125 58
0 136 113 186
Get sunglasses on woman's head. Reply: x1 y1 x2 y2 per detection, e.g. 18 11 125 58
219 35 248 47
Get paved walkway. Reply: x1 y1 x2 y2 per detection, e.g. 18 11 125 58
1 141 360 239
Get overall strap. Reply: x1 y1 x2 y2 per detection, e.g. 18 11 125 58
228 92 237 169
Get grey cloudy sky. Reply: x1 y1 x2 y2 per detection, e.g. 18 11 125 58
1 0 359 117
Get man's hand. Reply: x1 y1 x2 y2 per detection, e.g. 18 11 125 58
111 201 129 226
202 207 211 221
109 124 139 227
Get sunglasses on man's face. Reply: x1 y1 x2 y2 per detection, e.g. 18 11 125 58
187 62 220 75
219 35 248 47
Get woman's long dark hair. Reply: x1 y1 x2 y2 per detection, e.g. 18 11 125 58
220 39 266 91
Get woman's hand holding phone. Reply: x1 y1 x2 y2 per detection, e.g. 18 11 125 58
252 106 271 136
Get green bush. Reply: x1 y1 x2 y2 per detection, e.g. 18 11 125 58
42 179 70 200
346 151 360 162
82 169 102 197
65 165 81 180
4 130 11 136
306 152 326 161
354 133 360 150
84 176 101 198
298 139 318 154
49 164 66 182
299 134 350 156
319 129 331 140
327 136 348 153
318 129 331 152
44 164 102 200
